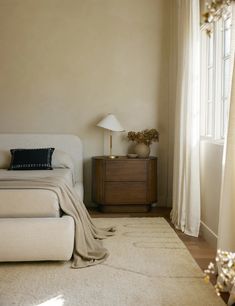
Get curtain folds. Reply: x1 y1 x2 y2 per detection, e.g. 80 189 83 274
217 57 235 253
217 5 235 253
171 0 201 237
216 6 235 305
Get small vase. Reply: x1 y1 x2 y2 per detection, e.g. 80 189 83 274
134 143 150 158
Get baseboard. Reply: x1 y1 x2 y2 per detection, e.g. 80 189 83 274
200 221 218 249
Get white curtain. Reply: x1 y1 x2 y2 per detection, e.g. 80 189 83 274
216 56 235 306
171 0 201 237
216 7 235 305
218 58 235 253
217 5 235 253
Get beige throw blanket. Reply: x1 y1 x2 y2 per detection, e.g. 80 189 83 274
0 174 115 268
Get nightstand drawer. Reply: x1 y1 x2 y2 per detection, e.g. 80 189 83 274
105 160 146 181
92 156 157 212
104 182 146 204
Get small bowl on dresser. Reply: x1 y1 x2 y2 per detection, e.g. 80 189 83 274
127 153 138 158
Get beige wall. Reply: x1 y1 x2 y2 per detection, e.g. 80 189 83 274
0 0 172 206
200 141 223 247
200 0 206 17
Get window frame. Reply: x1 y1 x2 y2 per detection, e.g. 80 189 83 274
200 12 232 142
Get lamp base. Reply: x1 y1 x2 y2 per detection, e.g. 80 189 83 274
109 155 118 159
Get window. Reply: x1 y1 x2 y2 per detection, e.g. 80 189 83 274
200 11 232 140
221 17 231 138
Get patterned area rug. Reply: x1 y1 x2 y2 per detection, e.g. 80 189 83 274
0 218 225 306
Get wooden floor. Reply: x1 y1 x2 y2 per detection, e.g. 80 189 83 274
89 206 228 304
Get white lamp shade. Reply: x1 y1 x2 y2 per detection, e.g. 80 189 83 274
96 114 124 132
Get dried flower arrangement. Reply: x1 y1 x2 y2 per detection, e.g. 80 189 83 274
202 0 233 35
127 129 159 146
204 249 235 296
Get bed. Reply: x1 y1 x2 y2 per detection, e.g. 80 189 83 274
0 134 83 262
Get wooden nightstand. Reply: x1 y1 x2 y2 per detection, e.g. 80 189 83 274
92 156 157 213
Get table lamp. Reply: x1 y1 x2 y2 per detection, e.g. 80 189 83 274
97 113 125 159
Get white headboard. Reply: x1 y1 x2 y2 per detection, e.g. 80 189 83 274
0 134 83 183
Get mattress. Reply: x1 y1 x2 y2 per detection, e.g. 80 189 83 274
0 169 83 218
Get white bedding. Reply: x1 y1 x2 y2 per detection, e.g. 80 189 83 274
0 169 83 218
0 168 74 186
